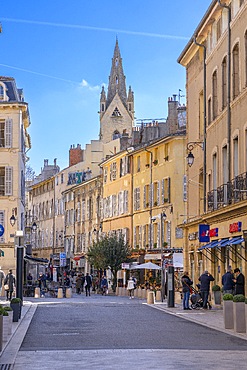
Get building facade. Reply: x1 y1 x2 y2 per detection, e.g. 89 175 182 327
178 0 247 287
0 76 31 273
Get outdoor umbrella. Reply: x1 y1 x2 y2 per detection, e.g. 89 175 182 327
131 262 161 270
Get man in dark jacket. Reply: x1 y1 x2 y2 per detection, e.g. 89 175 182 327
233 268 245 295
4 269 16 301
199 270 215 309
85 273 92 296
181 272 193 310
222 267 234 294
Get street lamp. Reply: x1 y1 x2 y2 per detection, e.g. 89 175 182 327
186 142 204 167
10 208 17 226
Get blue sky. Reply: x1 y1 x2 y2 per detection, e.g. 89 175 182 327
0 1 210 174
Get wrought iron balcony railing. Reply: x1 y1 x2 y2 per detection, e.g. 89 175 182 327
207 172 247 211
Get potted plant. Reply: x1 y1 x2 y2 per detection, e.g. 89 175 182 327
212 284 221 305
1 308 9 342
3 306 13 335
153 159 158 165
10 298 22 322
233 294 246 333
223 293 233 329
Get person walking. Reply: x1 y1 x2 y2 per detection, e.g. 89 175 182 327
199 270 215 309
4 269 16 301
85 273 92 296
233 268 245 295
75 274 82 294
0 267 5 296
181 271 193 310
222 267 235 294
100 276 108 295
127 276 135 299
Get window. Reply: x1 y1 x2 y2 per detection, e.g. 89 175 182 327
112 108 121 117
233 137 239 178
112 130 121 140
216 17 222 42
233 43 240 99
137 156 140 172
212 70 218 120
103 168 108 183
0 118 12 148
61 174 64 184
153 182 160 206
245 31 247 87
134 187 140 211
0 86 3 100
222 57 227 109
0 166 13 196
110 162 117 181
208 98 212 125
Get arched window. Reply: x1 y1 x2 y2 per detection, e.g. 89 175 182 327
222 57 227 109
212 70 218 120
0 85 4 99
112 130 121 140
233 43 240 99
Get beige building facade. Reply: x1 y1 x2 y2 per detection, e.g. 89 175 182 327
178 0 247 287
0 76 31 274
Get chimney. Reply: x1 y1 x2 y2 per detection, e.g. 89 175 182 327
69 144 84 167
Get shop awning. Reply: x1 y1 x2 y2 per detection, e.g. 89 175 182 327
229 237 245 245
216 238 230 248
24 255 49 264
73 255 84 261
198 240 219 251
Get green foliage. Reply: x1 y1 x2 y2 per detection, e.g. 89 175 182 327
245 298 247 304
223 293 233 301
0 306 8 315
3 306 12 311
233 294 245 302
87 233 131 291
212 284 221 292
10 298 22 304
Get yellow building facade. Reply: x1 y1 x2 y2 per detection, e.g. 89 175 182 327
0 77 31 274
178 0 247 287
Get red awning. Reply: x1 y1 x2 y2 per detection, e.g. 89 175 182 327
73 255 84 261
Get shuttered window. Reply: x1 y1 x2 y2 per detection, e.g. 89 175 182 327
5 118 13 148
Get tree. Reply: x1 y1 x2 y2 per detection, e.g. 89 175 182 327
87 233 131 291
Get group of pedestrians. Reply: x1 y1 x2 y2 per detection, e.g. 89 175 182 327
182 267 245 311
222 267 245 295
75 273 93 296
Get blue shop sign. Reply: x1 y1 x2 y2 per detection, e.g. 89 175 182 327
0 224 4 237
199 224 210 243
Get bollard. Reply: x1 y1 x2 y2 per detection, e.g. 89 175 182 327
57 288 63 299
116 286 119 296
66 288 72 298
142 289 147 299
34 287 40 299
147 291 155 304
156 290 161 302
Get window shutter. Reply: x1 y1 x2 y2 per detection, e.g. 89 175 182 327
5 118 13 148
139 225 142 248
143 225 146 248
109 195 113 217
149 184 153 207
5 166 13 195
157 223 160 249
157 182 160 205
134 188 137 211
167 177 171 203
125 190 128 213
161 179 165 204
143 186 146 208
134 226 137 247
183 175 187 201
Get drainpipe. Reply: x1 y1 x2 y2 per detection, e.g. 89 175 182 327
193 35 207 213
218 0 231 183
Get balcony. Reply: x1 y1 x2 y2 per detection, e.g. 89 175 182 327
207 172 247 211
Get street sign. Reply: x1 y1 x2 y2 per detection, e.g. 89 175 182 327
0 224 4 237
59 252 66 267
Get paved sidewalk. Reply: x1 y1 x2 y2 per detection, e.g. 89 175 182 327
150 300 247 341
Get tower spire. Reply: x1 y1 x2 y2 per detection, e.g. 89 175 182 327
106 39 127 109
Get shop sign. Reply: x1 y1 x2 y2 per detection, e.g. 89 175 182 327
198 224 209 242
208 228 218 237
229 221 242 233
145 253 161 260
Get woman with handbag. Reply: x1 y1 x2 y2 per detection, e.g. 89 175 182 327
181 272 193 310
4 269 16 301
